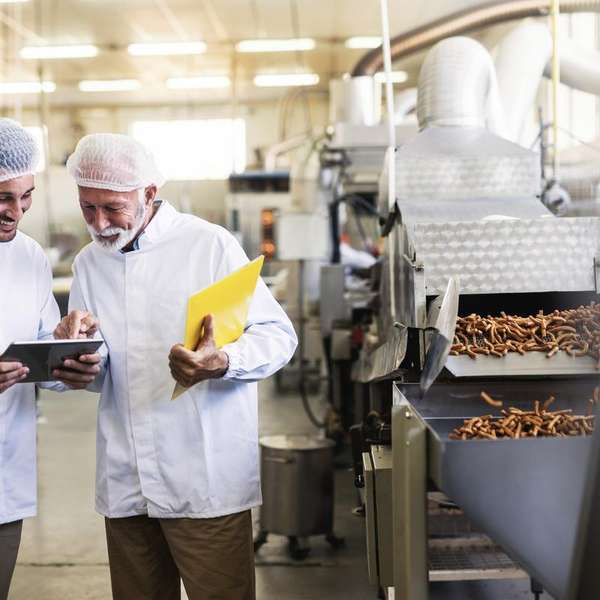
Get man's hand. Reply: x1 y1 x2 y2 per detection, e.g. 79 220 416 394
54 310 99 340
0 361 29 393
169 315 229 388
52 353 102 390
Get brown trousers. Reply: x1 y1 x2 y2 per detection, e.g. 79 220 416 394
105 510 255 600
0 520 22 600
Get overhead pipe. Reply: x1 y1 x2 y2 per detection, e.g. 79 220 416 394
546 37 600 95
493 20 553 143
351 0 600 76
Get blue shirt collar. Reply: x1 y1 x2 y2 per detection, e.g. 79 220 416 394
120 200 163 254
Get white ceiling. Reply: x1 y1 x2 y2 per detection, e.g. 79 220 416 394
0 0 539 112
0 0 422 107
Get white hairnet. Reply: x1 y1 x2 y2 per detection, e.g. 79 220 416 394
66 133 165 192
0 118 40 183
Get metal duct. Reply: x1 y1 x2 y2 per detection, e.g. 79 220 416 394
416 37 506 135
393 88 418 123
545 36 600 96
329 76 382 126
494 19 553 143
392 38 541 212
351 0 600 76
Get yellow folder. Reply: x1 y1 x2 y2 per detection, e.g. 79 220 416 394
172 255 264 399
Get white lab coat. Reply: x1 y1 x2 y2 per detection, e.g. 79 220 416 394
69 201 297 519
0 231 61 524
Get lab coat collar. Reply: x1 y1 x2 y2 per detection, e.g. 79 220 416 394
0 229 21 249
135 200 177 251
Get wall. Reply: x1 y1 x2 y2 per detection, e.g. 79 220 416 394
13 92 329 246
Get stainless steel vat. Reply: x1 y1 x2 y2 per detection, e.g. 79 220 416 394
259 434 335 537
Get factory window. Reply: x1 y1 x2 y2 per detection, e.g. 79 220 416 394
130 119 246 180
551 13 600 150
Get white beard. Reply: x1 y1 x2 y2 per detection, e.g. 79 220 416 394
87 192 146 252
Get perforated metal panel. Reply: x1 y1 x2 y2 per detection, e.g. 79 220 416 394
408 217 600 294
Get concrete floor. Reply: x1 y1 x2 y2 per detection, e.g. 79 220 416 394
9 381 552 599
10 382 378 600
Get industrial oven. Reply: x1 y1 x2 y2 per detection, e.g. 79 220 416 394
360 182 600 599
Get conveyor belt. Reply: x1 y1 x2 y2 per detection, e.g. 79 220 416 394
429 538 525 582
396 381 600 599
445 351 598 377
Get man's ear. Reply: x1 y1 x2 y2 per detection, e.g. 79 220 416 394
145 185 157 206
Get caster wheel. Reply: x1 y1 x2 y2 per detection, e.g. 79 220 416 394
325 532 345 549
253 530 268 553
288 536 311 561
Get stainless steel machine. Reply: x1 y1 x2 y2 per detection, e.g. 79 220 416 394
391 377 600 600
359 183 600 598
226 171 293 261
354 36 600 599
315 78 418 436
355 127 600 600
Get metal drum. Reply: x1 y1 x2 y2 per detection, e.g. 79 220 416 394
259 434 335 537
328 76 382 126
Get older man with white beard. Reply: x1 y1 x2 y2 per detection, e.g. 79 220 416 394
54 133 297 600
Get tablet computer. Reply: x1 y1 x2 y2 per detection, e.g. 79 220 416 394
0 339 104 383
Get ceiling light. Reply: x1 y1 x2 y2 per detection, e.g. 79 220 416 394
128 41 206 56
374 71 408 84
79 79 141 92
166 76 231 89
236 38 315 53
254 73 319 87
0 81 56 94
0 0 29 3
345 36 382 49
20 45 99 59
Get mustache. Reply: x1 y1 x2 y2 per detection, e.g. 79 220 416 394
94 226 126 237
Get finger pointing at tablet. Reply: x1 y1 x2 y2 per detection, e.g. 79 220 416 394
54 310 99 340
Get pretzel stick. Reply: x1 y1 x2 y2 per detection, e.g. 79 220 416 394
448 393 596 440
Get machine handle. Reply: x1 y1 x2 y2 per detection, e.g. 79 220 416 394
263 456 296 465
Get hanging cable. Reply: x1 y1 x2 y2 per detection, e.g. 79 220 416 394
296 259 326 428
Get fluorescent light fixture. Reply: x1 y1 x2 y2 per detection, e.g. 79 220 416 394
128 41 206 56
236 38 315 53
0 0 29 3
254 73 319 87
20 45 99 59
166 76 231 89
374 70 408 84
79 79 141 92
0 81 56 94
345 36 382 49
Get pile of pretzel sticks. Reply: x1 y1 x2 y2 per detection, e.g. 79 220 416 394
448 390 598 441
450 304 600 367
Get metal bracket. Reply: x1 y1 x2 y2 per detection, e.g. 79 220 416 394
380 202 399 237
392 390 428 600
